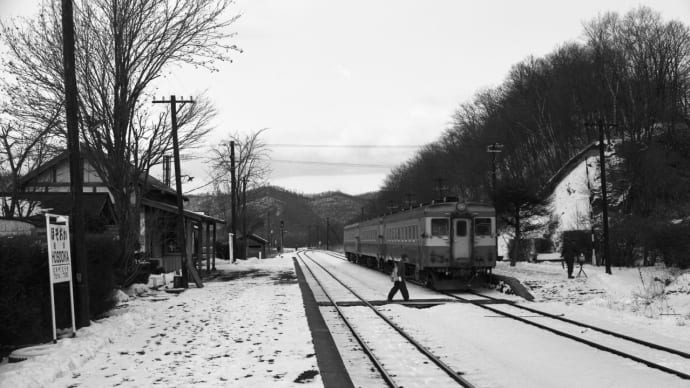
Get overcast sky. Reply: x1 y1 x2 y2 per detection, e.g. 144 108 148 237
2 0 690 195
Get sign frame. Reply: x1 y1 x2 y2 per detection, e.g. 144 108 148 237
45 213 76 343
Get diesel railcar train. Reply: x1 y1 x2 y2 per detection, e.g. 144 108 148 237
343 199 497 289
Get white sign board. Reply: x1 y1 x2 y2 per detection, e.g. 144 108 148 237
48 223 72 283
45 213 76 343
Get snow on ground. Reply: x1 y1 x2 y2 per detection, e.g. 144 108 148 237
3 252 689 388
300 252 690 388
493 260 690 351
0 256 322 388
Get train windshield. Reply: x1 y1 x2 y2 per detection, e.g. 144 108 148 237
431 218 449 238
474 218 492 236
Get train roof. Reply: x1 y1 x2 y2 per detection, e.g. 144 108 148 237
346 199 494 229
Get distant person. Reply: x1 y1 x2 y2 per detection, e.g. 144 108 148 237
387 255 409 302
561 237 576 279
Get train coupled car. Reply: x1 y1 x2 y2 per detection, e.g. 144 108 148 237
344 200 498 291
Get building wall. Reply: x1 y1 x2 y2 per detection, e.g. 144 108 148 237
26 159 112 199
549 155 598 247
0 219 36 237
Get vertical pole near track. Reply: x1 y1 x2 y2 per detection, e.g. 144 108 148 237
597 115 612 275
487 142 503 262
230 141 237 263
326 217 329 251
61 0 89 328
153 95 203 287
280 220 284 254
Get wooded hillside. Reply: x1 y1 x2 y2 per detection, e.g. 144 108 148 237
367 7 690 267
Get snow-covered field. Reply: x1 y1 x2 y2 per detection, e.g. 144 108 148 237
494 260 690 336
0 256 322 388
1 253 689 388
299 252 690 388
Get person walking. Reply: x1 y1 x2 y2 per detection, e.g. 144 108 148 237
387 255 409 302
561 237 576 279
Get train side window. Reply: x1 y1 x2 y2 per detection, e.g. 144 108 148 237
431 218 449 238
475 218 492 236
455 220 467 237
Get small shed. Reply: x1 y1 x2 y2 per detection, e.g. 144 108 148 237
238 233 268 259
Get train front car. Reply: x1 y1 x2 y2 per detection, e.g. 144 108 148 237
343 199 497 290
419 201 497 290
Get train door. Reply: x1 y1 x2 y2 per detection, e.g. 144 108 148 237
452 218 471 259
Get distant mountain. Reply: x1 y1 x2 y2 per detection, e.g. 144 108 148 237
186 186 373 248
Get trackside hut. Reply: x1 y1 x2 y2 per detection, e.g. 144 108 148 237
18 151 223 272
238 233 268 259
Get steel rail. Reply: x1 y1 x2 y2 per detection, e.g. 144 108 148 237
295 251 398 388
467 290 690 360
301 250 475 388
445 292 690 380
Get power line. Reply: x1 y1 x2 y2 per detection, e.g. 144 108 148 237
270 159 394 168
266 144 421 149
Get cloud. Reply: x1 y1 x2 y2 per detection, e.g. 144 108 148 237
334 64 352 79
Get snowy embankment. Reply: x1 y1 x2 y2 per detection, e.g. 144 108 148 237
494 260 690 348
0 256 322 388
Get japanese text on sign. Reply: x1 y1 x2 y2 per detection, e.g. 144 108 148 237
48 224 71 283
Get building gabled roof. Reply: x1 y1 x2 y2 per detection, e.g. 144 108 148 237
142 198 225 224
540 142 599 197
19 150 186 200
238 233 268 244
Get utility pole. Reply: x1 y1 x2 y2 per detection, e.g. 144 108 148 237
434 178 446 199
61 0 89 328
598 116 612 275
280 220 284 253
487 142 504 199
153 95 202 288
241 176 248 259
326 217 329 250
487 142 503 265
586 114 613 275
230 141 237 263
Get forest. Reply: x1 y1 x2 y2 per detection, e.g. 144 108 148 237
366 7 690 268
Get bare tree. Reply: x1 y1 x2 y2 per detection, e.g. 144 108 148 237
0 113 62 217
0 0 239 273
211 128 271 258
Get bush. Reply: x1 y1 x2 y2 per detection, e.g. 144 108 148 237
0 236 52 346
647 223 690 269
85 234 120 317
0 234 121 346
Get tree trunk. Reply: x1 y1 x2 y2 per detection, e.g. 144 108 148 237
510 205 521 267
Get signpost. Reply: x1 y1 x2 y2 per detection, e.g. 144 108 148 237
45 213 76 343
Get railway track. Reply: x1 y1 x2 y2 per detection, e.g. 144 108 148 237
296 250 475 388
316 249 690 381
448 291 690 380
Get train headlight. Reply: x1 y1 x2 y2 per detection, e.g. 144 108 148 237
456 203 466 212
